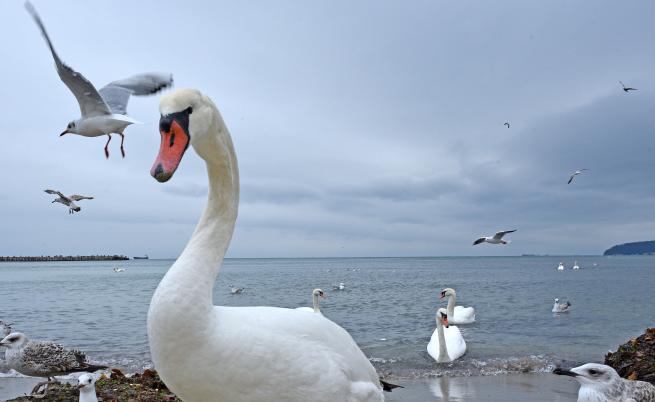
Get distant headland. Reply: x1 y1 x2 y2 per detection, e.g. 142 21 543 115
604 241 655 256
0 255 129 262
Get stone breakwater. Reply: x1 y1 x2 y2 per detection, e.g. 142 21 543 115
0 255 129 262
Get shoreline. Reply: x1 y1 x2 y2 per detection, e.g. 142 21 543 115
0 373 580 401
0 255 129 262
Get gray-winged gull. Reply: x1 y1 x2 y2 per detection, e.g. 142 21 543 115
620 81 638 93
44 189 93 214
568 169 589 184
77 373 98 402
552 298 571 313
554 363 655 402
25 2 173 158
473 229 516 245
0 332 107 396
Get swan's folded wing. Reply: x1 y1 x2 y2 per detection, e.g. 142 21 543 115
444 326 466 360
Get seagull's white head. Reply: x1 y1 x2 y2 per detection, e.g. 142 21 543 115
77 373 96 390
312 289 326 299
554 298 559 303
554 363 620 390
0 332 27 349
152 88 228 182
439 288 456 299
61 119 83 136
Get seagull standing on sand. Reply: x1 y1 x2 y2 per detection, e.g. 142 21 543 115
473 230 516 245
77 373 98 402
44 189 93 214
619 81 638 93
553 363 655 402
25 2 173 158
568 169 589 184
0 332 107 396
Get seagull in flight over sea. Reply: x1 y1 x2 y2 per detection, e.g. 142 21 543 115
619 81 638 93
554 363 655 402
25 2 173 158
473 230 516 245
568 169 589 184
44 189 93 214
504 122 510 128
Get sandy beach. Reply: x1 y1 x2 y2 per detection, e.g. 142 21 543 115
0 373 580 401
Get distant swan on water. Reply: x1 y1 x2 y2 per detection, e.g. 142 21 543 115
427 308 466 363
557 262 565 271
440 288 475 324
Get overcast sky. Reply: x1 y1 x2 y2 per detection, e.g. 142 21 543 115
2 0 655 258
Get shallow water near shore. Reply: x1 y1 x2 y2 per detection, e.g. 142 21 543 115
1 256 653 400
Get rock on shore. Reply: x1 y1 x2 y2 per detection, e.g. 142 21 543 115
605 328 655 384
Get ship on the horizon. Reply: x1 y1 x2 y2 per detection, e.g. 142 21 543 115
133 254 149 260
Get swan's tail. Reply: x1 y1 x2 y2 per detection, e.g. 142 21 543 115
380 379 404 392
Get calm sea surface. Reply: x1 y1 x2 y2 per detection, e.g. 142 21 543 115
1 256 654 379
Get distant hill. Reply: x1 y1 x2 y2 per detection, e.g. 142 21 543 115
604 241 655 256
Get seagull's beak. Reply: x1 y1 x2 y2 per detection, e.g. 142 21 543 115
77 383 87 390
151 108 192 183
553 367 578 377
60 129 69 136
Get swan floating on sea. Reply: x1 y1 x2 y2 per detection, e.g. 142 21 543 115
0 332 107 396
552 298 571 313
440 288 475 324
296 289 326 313
147 89 395 401
113 267 126 273
572 261 580 270
427 308 466 363
553 363 655 402
25 2 173 158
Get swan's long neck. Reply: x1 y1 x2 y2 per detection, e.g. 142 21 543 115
149 115 239 332
312 294 321 313
447 293 456 317
436 316 449 362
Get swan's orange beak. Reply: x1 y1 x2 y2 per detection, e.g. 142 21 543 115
151 108 192 183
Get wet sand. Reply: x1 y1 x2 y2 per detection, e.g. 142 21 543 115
0 373 579 401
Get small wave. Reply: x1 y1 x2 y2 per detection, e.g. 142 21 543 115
370 354 561 380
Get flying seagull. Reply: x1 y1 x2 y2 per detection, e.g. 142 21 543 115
473 230 516 245
568 169 589 184
553 363 655 402
44 189 93 214
619 81 638 93
504 122 510 128
25 2 173 158
0 332 107 397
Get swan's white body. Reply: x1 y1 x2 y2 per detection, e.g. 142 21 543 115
557 263 565 271
147 89 384 402
296 289 325 314
441 288 475 324
427 308 466 363
572 261 580 270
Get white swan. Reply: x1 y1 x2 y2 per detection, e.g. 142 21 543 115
427 308 466 363
572 261 580 270
147 89 386 402
557 262 565 271
440 288 475 324
296 288 326 313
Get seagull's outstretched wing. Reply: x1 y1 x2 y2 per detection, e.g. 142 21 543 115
99 73 174 115
69 195 94 201
473 237 486 245
25 2 110 118
44 189 65 198
493 230 516 240
568 174 575 184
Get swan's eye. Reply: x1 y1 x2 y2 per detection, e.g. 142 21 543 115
185 106 193 114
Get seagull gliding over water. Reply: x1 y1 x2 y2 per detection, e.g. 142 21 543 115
473 230 516 245
568 169 589 184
